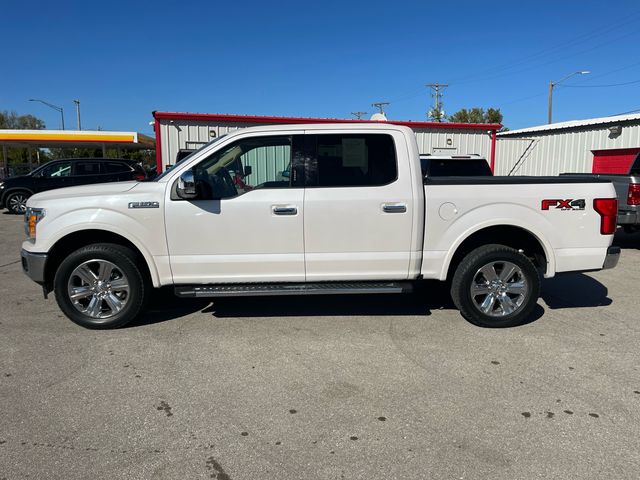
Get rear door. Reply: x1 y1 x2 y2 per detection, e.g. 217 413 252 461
102 161 137 181
303 131 414 280
72 160 103 186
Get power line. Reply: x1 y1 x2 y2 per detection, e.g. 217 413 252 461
448 11 640 86
561 78 640 88
611 107 640 115
575 60 640 82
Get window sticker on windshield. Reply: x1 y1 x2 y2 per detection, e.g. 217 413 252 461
342 138 366 167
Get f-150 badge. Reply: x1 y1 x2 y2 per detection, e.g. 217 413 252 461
541 199 586 211
128 201 160 209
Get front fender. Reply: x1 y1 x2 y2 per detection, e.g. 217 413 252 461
34 207 169 287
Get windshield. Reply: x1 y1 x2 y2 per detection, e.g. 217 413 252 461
153 135 228 181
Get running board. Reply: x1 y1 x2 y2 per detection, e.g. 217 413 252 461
174 281 413 298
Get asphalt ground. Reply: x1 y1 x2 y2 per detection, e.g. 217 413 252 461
1 211 639 479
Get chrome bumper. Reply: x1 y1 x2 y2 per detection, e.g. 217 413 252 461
21 249 47 284
603 246 621 270
617 210 640 225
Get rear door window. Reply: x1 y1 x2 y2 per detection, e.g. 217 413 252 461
73 161 101 176
305 134 397 187
103 162 132 174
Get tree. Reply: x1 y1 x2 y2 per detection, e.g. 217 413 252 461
448 107 503 125
0 111 47 176
0 110 46 130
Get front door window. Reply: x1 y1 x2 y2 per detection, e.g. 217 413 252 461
191 136 294 199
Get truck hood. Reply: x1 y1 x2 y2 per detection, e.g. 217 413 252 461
29 181 140 203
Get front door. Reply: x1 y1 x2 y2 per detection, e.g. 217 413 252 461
303 131 414 281
165 134 306 284
34 160 73 193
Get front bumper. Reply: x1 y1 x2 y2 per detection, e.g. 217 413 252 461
21 249 47 284
603 246 621 270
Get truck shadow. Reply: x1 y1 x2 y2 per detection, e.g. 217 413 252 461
132 282 548 327
132 283 448 327
541 273 612 309
130 274 608 327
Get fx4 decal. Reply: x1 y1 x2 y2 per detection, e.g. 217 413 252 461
541 199 586 211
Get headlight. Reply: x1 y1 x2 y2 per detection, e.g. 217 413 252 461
24 207 46 240
0 182 4 189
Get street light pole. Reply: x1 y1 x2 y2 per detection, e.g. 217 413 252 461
28 98 65 130
73 99 81 130
547 71 590 124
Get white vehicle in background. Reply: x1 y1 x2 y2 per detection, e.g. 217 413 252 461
20 123 619 329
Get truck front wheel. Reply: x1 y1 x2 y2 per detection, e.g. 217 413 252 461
53 243 148 329
450 244 540 328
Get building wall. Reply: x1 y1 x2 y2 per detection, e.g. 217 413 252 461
495 122 640 176
157 119 494 168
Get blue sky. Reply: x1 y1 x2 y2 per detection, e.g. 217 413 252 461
1 0 639 134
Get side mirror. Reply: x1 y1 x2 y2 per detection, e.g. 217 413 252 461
244 165 252 176
176 170 198 199
281 169 290 178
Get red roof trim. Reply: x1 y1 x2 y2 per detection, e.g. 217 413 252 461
152 111 501 131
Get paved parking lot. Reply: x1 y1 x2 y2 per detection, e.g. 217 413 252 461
1 211 639 479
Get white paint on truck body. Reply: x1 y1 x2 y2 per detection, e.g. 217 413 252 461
23 123 616 288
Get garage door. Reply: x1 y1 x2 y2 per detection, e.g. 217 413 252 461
592 148 640 174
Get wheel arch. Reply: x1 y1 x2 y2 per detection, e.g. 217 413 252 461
2 187 34 205
44 229 157 292
444 224 552 282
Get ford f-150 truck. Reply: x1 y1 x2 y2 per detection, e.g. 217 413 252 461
20 124 620 329
561 152 640 233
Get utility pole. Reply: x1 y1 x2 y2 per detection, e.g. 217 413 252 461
371 102 389 114
351 111 368 120
426 83 448 122
73 99 82 130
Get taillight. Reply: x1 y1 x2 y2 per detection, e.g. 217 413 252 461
593 198 618 235
133 173 146 181
627 183 640 205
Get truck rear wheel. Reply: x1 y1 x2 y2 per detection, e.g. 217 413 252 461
53 243 148 329
450 244 540 328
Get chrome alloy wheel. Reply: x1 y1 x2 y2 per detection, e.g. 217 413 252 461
470 261 528 317
67 259 130 319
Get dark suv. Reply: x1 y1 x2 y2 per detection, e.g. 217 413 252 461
0 158 146 214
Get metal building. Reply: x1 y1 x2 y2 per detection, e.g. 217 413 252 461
152 112 501 173
495 113 640 176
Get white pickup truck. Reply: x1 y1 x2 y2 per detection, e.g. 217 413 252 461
21 123 620 329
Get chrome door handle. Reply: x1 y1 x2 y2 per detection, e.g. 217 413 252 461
273 206 298 215
382 203 407 213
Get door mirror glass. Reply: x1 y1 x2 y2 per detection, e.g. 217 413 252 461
177 170 197 199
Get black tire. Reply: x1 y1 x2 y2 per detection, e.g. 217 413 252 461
53 243 148 329
6 191 30 214
450 244 540 328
